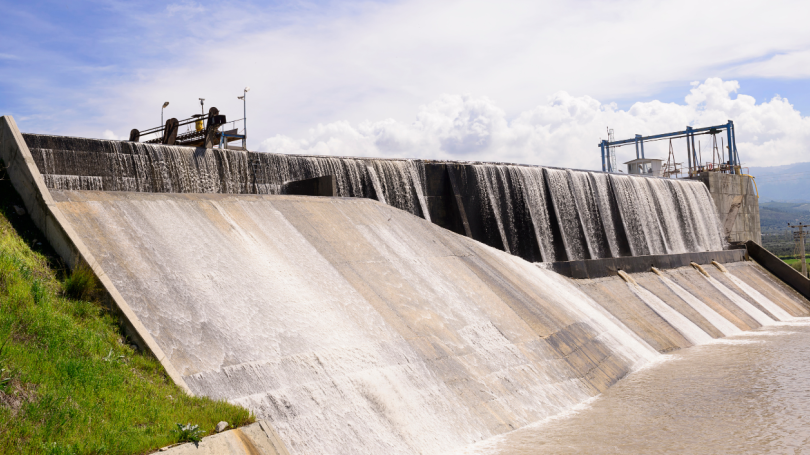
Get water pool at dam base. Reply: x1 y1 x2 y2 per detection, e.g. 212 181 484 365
459 320 810 455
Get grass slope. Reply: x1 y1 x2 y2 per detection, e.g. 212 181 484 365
0 172 253 454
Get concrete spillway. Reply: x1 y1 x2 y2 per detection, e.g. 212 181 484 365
50 191 809 454
23 133 724 262
2 116 809 454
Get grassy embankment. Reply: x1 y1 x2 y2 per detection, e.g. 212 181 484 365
0 169 253 454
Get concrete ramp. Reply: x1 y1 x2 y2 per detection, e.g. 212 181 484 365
49 190 810 454
53 190 660 454
3 116 809 455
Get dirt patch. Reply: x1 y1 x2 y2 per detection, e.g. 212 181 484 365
0 379 36 415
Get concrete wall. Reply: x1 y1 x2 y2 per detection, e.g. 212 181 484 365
698 172 761 244
0 115 190 391
6 115 810 455
50 188 810 455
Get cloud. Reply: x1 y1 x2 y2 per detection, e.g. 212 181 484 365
102 130 124 140
259 78 810 170
4 0 810 150
732 50 810 79
165 1 206 16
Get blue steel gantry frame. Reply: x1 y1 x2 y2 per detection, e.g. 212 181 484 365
599 120 740 175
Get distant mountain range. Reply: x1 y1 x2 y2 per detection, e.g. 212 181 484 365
748 162 810 202
759 201 810 234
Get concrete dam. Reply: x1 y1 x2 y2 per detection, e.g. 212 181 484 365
2 115 809 454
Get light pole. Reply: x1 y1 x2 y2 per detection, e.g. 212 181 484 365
161 101 169 126
238 87 250 149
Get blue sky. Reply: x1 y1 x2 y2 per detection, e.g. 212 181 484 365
2 0 809 169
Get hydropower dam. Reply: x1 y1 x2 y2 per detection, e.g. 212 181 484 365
1 115 809 454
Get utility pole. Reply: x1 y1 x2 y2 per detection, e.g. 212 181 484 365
788 222 809 277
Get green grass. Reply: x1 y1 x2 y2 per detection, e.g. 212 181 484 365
0 170 253 454
777 257 809 276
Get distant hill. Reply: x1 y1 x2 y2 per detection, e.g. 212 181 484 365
759 201 810 257
748 162 810 202
759 201 810 233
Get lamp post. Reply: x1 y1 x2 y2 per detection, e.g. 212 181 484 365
238 87 250 149
161 101 169 126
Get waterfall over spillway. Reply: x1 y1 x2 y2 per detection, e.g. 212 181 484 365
23 133 725 262
7 123 810 455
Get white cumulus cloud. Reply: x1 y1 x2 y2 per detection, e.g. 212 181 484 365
102 130 123 140
259 78 810 170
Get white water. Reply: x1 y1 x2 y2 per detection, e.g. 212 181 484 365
646 178 688 254
722 271 794 321
544 168 587 260
27 133 726 264
703 276 775 326
588 172 624 258
567 170 610 259
501 255 660 369
654 273 742 336
473 165 512 253
513 166 557 262
626 282 714 345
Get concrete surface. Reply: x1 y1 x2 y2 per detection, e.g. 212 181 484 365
49 188 808 455
745 240 810 301
23 133 725 263
152 421 290 455
698 172 761 244
5 118 808 455
549 249 746 279
0 115 191 393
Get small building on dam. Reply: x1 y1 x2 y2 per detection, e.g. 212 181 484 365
0 114 805 455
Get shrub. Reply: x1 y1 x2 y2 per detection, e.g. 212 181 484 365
173 423 205 443
63 264 97 301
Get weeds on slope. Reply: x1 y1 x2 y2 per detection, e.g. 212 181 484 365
0 169 253 454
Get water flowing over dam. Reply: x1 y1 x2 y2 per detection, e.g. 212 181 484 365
1 117 807 455
24 134 724 263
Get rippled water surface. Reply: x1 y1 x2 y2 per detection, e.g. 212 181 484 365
462 320 810 455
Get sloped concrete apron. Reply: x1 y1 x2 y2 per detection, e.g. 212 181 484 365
1 115 292 455
0 115 189 389
152 421 290 455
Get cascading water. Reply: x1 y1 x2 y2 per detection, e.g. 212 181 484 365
646 178 689 254
12 127 810 455
567 170 610 259
511 166 558 262
23 133 726 263
701 274 775 326
544 168 589 260
624 281 714 345
609 174 667 255
652 271 742 337
471 165 513 254
588 172 628 258
721 271 794 321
